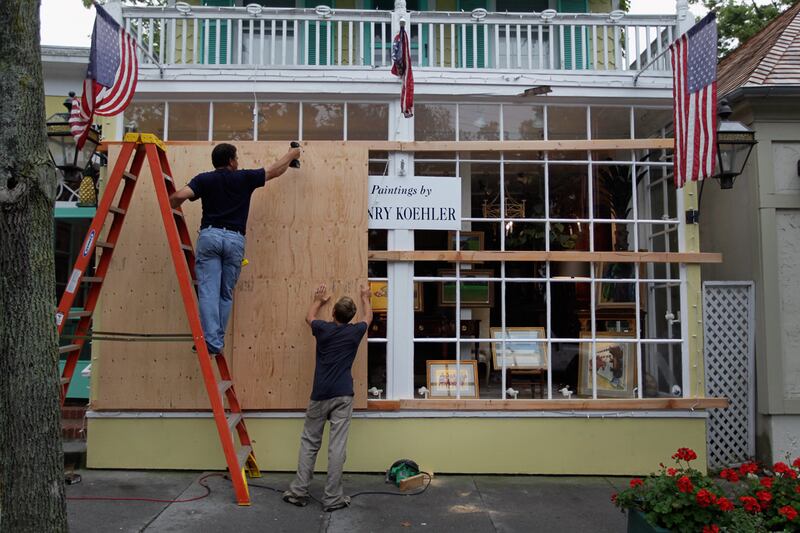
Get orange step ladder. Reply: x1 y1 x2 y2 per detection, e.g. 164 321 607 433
56 133 260 505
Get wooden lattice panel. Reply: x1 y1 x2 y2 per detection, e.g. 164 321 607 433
703 282 755 468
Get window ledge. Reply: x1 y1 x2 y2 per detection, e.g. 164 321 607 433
367 398 729 411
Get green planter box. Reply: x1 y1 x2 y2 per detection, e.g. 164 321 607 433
628 509 671 533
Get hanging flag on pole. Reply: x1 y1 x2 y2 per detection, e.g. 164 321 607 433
391 24 414 118
70 3 139 149
669 12 718 188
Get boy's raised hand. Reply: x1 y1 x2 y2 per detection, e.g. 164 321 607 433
360 284 371 300
314 284 331 303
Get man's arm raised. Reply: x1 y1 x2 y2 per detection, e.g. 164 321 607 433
359 285 373 327
266 147 301 181
169 186 195 209
306 283 331 327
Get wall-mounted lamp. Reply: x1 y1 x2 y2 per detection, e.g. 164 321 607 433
175 2 192 16
470 8 487 21
315 5 332 18
713 100 757 190
685 100 758 224
540 9 557 22
245 3 263 16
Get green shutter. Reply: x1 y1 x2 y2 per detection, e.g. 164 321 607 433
202 0 232 65
559 0 589 70
458 0 486 68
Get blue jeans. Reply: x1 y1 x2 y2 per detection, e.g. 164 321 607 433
195 227 245 354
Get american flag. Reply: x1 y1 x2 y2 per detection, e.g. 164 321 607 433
391 26 413 118
669 13 717 188
70 4 139 149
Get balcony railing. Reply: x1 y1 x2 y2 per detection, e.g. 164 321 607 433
123 6 676 74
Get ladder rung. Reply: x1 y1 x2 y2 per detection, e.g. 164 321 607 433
96 240 115 249
82 276 104 283
171 209 184 219
219 380 233 395
227 412 243 431
163 173 174 183
109 206 127 216
60 377 70 385
59 344 81 354
236 445 253 468
180 244 193 253
68 310 92 319
123 172 137 182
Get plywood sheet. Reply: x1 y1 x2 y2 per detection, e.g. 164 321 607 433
95 142 368 410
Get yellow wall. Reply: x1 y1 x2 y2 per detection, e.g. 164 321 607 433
88 416 707 475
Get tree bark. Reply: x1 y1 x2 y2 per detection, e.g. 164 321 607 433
0 1 68 531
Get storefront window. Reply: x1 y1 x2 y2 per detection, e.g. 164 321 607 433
213 102 254 141
168 102 210 141
459 104 500 141
257 102 299 141
590 106 631 139
347 103 389 140
302 103 344 140
503 105 544 141
547 106 587 140
415 103 456 141
124 102 165 138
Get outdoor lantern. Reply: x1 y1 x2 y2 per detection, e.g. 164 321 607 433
714 101 757 190
46 91 100 182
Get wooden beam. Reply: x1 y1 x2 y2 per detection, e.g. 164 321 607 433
368 251 723 264
366 398 729 411
361 139 674 152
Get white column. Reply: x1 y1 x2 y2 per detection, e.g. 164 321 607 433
385 98 415 399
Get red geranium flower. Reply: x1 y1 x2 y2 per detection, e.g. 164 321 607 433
779 505 798 521
611 493 618 504
760 477 773 488
756 490 772 505
667 467 678 476
740 496 761 513
672 448 698 462
792 458 800 469
774 462 792 475
739 462 759 475
702 525 720 533
696 489 716 508
677 476 694 493
796 485 800 494
720 468 740 483
716 497 735 512
630 478 644 488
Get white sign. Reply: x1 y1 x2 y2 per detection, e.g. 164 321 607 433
368 176 461 230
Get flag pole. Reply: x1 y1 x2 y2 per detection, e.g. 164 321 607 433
633 46 672 86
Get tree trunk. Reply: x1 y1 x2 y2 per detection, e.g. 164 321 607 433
0 1 68 531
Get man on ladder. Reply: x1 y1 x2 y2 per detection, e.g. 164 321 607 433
169 143 301 356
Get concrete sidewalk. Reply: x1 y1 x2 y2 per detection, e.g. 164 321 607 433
66 470 628 532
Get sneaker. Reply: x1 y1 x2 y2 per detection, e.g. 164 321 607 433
282 491 309 507
323 496 351 512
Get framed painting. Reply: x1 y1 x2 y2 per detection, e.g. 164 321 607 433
577 331 636 398
437 269 494 308
489 327 547 370
595 263 646 309
369 280 423 312
426 360 479 398
447 230 484 252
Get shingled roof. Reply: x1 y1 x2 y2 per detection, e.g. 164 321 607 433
717 0 800 96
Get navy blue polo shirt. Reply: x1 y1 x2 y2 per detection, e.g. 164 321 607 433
187 168 266 235
309 320 368 401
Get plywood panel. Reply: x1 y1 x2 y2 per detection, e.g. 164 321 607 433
95 142 368 410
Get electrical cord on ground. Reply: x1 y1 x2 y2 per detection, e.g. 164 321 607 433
66 473 222 504
243 471 433 503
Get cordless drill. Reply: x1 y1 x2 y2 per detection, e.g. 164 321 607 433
290 141 301 168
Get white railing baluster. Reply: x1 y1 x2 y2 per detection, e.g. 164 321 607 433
450 23 455 68
304 20 309 65
439 23 445 67
429 23 435 68
602 24 608 70
370 21 375 66
237 19 242 64
248 19 254 64
494 23 500 69
203 19 209 65
504 24 510 68
461 23 466 68
656 26 663 70
484 24 488 67
381 22 386 66
140 19 147 62
328 20 333 66
260 19 265 65
472 24 477 68
515 24 521 69
192 18 198 64
527 24 532 69
549 25 555 69
337 20 342 65
559 25 564 69
538 24 543 69
418 22 424 66
293 20 298 65
359 21 365 65
271 20 277 65
315 21 321 66
614 25 621 71
348 20 354 65
634 25 641 70
569 25 575 69
180 19 186 64
592 25 597 70
215 19 221 64
159 18 166 64
226 17 232 64
281 20 287 65
645 25 652 65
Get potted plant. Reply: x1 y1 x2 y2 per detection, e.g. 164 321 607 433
612 448 800 532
